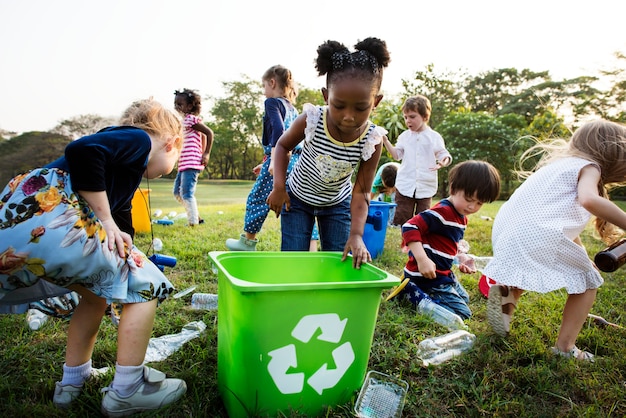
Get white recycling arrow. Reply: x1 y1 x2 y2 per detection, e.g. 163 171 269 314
267 344 305 394
291 313 347 343
307 341 355 395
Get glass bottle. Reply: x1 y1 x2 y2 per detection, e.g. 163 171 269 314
594 239 626 272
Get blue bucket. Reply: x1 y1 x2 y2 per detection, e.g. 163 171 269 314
363 201 396 259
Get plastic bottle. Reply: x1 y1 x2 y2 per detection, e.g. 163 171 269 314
152 238 163 252
417 298 468 330
594 239 626 272
416 329 476 366
26 308 48 330
191 293 218 310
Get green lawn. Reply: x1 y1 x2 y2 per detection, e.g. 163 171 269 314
2 179 626 417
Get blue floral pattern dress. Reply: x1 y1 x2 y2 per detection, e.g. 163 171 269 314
0 128 175 310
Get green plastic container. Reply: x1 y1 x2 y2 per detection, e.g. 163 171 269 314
208 251 400 417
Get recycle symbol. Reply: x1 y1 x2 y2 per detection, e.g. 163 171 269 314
267 313 355 395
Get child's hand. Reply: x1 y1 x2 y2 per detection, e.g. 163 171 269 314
101 219 133 258
267 189 289 217
456 253 477 274
342 235 372 269
252 164 262 176
417 257 437 279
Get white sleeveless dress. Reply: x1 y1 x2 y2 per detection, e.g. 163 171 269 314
483 157 603 294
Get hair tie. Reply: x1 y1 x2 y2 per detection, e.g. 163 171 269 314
331 50 379 73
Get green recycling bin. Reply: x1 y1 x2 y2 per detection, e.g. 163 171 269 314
208 251 400 417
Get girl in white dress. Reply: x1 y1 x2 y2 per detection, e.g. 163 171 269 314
483 120 626 361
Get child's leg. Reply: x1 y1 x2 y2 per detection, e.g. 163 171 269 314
429 283 472 320
65 287 107 367
180 169 200 225
116 299 157 366
101 299 187 413
280 193 316 251
392 192 415 226
172 171 182 203
242 160 273 239
415 197 432 215
555 288 597 352
316 199 351 252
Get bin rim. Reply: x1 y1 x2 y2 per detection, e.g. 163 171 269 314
208 251 401 293
369 200 396 208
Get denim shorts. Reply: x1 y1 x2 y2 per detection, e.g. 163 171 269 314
280 191 351 251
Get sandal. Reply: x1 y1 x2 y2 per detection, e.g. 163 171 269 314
487 284 517 337
551 346 595 362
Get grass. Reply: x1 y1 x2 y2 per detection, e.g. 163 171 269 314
2 178 626 417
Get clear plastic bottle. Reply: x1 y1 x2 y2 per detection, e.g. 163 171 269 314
26 308 48 330
190 293 218 310
416 329 476 366
417 298 468 330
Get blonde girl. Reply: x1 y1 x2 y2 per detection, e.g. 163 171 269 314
484 120 626 361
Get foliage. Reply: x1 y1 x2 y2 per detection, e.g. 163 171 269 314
401 63 467 129
51 114 117 140
206 77 265 179
437 111 527 198
295 86 325 107
371 100 404 143
0 131 71 186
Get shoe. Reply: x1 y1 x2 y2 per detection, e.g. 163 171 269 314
225 233 258 251
53 382 83 409
53 366 110 408
551 345 595 362
487 284 517 337
101 366 186 417
198 218 205 224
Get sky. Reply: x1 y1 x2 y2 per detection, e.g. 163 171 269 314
1 0 625 133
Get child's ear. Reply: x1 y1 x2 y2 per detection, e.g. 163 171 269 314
321 87 329 104
373 94 384 108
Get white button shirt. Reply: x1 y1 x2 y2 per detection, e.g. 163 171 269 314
393 126 451 199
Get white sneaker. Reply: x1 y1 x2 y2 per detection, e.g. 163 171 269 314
53 382 82 408
101 366 186 417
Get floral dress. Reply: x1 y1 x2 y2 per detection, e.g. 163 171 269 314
0 129 175 311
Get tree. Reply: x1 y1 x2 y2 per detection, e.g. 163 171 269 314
596 51 626 123
0 131 71 185
51 114 117 140
207 76 264 179
401 64 467 129
295 87 325 109
436 111 526 198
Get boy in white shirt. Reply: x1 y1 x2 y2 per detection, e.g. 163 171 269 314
382 95 451 226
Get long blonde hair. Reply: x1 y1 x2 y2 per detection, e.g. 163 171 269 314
119 98 183 151
518 119 626 243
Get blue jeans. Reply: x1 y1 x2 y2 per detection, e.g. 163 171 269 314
280 191 351 251
426 281 472 319
173 169 200 224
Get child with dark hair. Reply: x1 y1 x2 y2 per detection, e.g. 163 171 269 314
371 161 400 222
390 160 501 321
173 88 214 226
267 37 391 268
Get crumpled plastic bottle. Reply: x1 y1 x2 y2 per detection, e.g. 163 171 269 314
416 329 476 366
26 308 48 330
